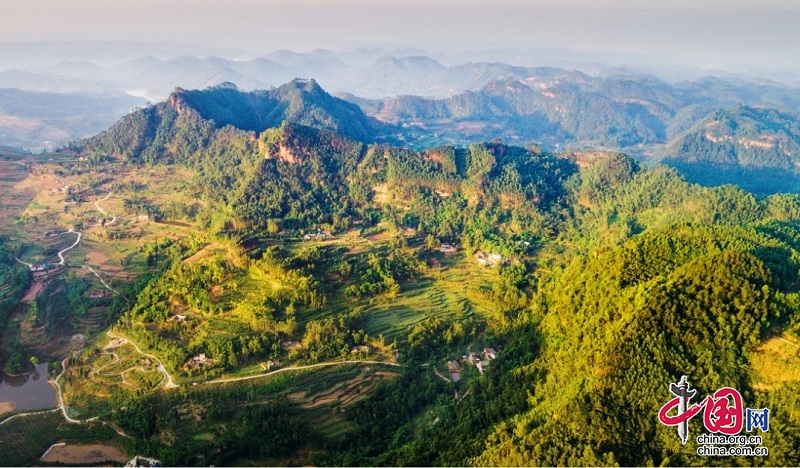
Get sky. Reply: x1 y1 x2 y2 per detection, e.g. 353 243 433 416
2 0 800 74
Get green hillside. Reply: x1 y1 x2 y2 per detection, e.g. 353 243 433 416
662 106 800 195
3 81 800 466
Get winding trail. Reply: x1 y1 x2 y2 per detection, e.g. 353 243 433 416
204 360 403 385
14 228 80 267
0 408 61 427
93 191 116 226
57 230 81 265
106 330 178 389
48 355 130 437
53 356 96 423
14 256 32 268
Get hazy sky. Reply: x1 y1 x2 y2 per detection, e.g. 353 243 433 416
3 0 800 73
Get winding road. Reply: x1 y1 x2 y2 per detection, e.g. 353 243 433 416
0 408 61 427
14 229 81 268
56 230 81 265
3 190 412 432
106 330 178 389
93 191 116 226
53 356 97 424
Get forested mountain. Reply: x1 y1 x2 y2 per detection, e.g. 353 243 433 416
660 106 800 195
81 79 378 165
347 73 800 152
4 78 800 466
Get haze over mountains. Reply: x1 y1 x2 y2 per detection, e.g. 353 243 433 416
3 45 800 196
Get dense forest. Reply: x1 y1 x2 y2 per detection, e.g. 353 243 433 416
0 237 31 374
661 106 800 195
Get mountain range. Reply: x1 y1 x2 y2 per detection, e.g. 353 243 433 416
1 44 800 197
76 78 800 197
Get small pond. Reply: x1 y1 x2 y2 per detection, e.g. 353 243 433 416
0 363 58 413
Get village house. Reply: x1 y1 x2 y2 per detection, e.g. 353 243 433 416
483 348 498 360
193 353 208 364
446 360 462 372
30 263 51 272
439 243 458 254
303 230 335 241
170 314 188 322
350 345 372 354
475 251 504 267
267 360 280 369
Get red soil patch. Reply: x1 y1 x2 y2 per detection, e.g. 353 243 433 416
21 281 44 303
40 444 128 464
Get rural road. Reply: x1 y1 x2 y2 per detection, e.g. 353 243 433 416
94 191 116 226
57 230 81 265
53 356 96 424
204 360 403 385
106 330 178 389
13 228 81 267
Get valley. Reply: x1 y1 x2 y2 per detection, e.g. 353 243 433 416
0 78 799 466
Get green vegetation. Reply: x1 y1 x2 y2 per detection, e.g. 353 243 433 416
662 106 800 195
0 411 125 466
2 81 800 466
0 236 31 373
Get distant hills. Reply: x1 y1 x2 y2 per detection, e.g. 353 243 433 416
76 77 800 196
170 80 376 141
343 72 800 152
2 44 800 197
660 106 800 195
0 88 144 151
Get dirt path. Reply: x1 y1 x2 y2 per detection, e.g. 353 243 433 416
778 337 799 348
433 368 451 383
93 342 160 391
14 256 33 268
93 191 116 226
82 265 128 302
204 360 403 385
57 230 81 265
106 330 177 389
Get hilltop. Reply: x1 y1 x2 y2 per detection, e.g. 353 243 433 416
79 79 378 166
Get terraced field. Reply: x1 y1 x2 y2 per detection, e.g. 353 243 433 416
307 253 498 341
0 158 36 238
